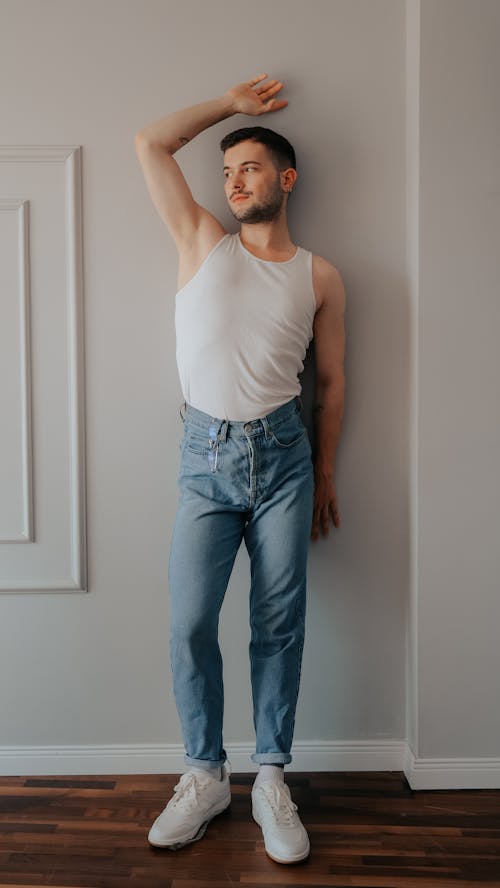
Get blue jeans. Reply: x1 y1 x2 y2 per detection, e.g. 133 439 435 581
168 394 314 772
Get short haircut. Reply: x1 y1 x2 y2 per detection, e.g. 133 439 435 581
220 126 296 173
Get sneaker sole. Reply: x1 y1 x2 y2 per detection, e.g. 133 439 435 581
252 805 310 864
263 846 310 864
148 794 231 849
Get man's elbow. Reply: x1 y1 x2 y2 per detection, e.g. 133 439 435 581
316 374 345 401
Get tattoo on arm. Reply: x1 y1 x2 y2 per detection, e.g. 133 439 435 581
178 136 190 145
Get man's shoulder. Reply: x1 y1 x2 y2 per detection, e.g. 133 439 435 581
311 252 341 277
311 253 344 312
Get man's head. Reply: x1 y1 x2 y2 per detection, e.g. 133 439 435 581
220 126 297 224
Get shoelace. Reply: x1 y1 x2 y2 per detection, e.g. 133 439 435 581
169 772 208 813
168 761 231 813
257 781 299 826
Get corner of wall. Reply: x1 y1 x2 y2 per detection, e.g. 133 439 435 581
405 0 421 760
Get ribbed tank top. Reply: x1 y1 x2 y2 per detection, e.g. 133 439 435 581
174 232 316 421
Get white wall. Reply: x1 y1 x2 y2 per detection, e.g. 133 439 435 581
411 0 500 781
0 0 497 787
405 0 500 789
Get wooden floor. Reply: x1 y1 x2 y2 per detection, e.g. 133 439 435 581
0 771 499 887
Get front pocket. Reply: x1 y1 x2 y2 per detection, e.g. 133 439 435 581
270 418 307 448
184 426 226 469
185 428 210 454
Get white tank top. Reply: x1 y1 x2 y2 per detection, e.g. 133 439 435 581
174 232 316 421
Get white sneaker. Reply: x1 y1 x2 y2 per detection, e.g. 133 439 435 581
148 762 231 849
252 779 310 864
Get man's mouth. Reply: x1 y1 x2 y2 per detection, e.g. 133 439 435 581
232 194 250 201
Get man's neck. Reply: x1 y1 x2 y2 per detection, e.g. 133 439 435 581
239 220 294 256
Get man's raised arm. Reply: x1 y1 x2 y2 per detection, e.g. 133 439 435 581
134 75 288 249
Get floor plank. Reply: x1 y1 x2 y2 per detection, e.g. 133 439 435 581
0 771 499 886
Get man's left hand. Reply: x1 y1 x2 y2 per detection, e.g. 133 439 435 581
311 472 340 540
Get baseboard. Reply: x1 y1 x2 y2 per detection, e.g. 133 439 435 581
1 741 499 788
404 744 500 789
0 739 405 776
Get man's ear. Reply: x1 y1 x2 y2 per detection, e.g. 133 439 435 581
282 168 297 192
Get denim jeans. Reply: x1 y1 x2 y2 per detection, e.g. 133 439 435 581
168 394 314 772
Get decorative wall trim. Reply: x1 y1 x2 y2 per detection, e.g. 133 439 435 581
0 739 407 776
1 741 498 788
0 146 87 592
0 198 33 543
404 744 500 789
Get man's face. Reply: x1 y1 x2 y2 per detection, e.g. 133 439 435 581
223 140 286 224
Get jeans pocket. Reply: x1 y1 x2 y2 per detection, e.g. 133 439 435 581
185 426 210 454
183 425 225 472
269 415 307 448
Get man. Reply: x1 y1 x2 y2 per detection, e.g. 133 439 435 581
134 73 345 865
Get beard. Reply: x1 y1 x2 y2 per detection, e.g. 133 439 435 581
229 174 285 224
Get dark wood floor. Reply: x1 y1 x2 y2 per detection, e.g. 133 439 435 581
0 771 499 887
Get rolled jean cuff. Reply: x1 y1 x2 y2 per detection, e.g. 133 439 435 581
251 752 292 765
184 753 226 771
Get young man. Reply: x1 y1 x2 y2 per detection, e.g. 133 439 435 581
135 73 345 864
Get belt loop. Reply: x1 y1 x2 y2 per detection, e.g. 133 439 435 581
296 394 303 412
260 415 272 440
179 400 186 422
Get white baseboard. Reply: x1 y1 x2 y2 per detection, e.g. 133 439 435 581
404 744 500 789
0 739 404 776
1 740 499 788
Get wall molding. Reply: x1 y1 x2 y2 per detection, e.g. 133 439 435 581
0 146 87 592
0 739 405 776
404 744 500 790
1 741 498 788
0 198 33 543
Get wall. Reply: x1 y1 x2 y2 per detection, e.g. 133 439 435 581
1 0 497 787
407 0 500 787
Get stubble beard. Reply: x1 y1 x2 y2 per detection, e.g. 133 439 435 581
230 174 285 224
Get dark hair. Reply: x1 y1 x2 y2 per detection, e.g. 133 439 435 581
220 126 296 172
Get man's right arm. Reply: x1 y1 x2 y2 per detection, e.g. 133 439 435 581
134 75 288 251
134 95 236 250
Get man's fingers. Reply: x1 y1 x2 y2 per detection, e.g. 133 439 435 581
330 502 340 527
249 73 268 85
321 505 330 536
311 493 340 539
256 79 277 90
263 99 288 113
258 80 281 96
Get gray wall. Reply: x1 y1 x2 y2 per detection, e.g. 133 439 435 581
0 0 498 787
415 0 500 761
